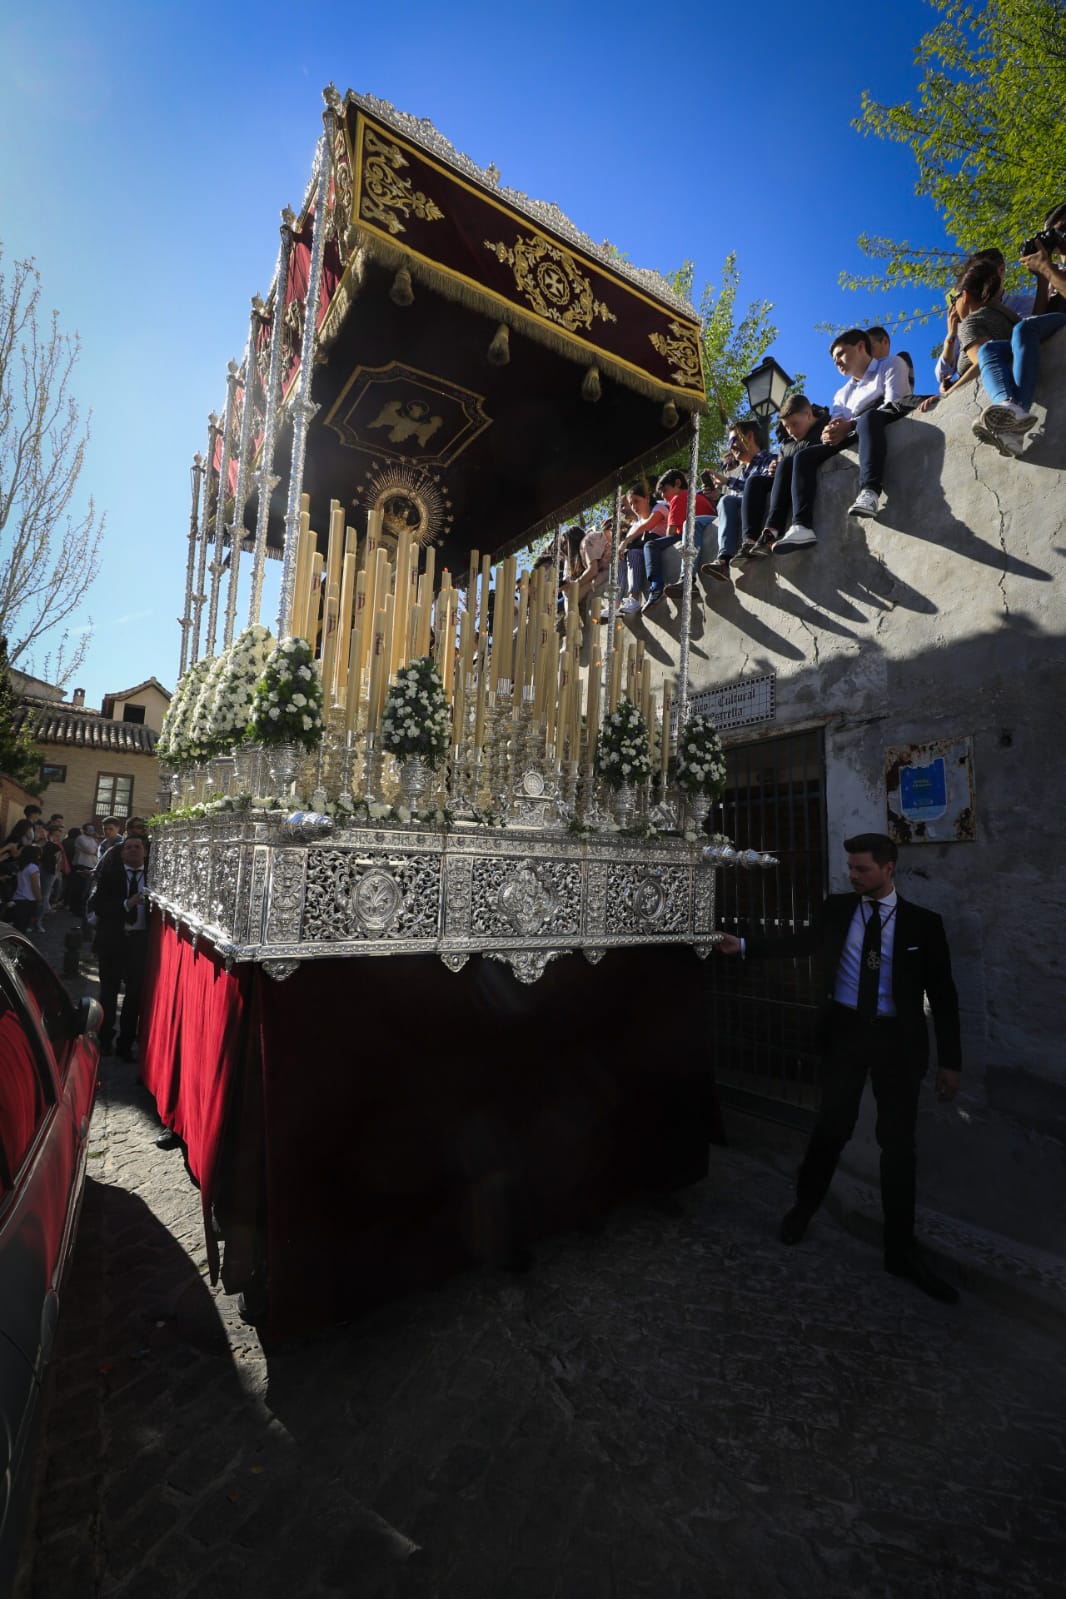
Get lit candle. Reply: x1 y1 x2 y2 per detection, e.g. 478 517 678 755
306 552 324 650
290 502 312 642
326 500 344 607
320 580 340 703
392 529 412 679
473 633 489 756
660 683 672 777
477 552 492 641
458 599 474 689
586 642 602 764
607 622 623 712
467 548 479 632
511 575 528 706
379 594 395 732
366 614 385 735
345 617 364 735
335 552 356 699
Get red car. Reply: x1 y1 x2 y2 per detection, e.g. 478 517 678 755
0 931 101 1597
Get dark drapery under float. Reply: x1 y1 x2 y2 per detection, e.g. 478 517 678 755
139 917 724 1337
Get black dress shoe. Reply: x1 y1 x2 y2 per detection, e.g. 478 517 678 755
779 1206 812 1245
885 1250 959 1304
155 1129 181 1151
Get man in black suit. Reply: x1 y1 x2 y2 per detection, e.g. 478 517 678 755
716 832 961 1303
91 834 149 1061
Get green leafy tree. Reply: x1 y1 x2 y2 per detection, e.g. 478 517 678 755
0 634 44 794
671 255 778 463
844 0 1066 327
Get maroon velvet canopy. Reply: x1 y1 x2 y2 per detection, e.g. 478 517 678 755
220 94 706 576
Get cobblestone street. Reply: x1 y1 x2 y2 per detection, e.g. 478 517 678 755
21 914 1066 1599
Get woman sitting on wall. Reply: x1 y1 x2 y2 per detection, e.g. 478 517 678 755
925 244 1066 454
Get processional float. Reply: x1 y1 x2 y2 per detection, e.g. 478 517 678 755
151 86 774 985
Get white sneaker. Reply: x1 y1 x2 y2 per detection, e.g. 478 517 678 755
981 401 1036 435
848 488 881 518
620 597 641 615
774 523 817 551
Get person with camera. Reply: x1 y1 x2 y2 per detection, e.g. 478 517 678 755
930 216 1066 452
970 212 1066 447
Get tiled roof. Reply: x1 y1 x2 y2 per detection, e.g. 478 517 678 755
103 676 172 704
14 702 159 756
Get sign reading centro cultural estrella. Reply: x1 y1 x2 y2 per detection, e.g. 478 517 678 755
686 673 776 732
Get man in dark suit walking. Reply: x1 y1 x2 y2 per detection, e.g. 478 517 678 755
91 834 149 1061
716 832 961 1303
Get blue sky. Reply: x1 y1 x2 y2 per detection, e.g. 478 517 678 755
0 0 950 707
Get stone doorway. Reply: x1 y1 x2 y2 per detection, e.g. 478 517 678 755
706 726 827 1123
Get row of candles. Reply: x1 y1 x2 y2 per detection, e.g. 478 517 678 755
287 497 676 784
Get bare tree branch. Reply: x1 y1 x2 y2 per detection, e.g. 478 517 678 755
0 245 105 686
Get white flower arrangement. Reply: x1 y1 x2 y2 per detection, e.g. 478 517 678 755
157 655 217 767
187 652 229 762
380 656 452 766
249 636 325 750
674 712 727 798
201 624 275 754
596 696 652 791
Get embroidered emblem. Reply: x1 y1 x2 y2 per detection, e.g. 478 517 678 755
484 232 617 333
325 361 491 468
649 321 704 387
360 128 445 236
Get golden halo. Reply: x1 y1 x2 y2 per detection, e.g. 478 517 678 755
356 459 453 547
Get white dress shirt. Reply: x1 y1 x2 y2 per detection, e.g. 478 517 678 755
831 356 908 421
834 890 898 1016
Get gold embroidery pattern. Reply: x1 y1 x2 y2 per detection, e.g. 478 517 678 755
649 321 703 388
329 124 355 251
484 233 617 333
360 128 445 236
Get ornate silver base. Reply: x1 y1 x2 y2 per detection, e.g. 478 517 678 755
148 812 752 985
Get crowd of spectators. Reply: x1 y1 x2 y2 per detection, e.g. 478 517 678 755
547 210 1066 616
1 804 149 934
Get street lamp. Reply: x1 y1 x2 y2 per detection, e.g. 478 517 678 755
742 356 793 419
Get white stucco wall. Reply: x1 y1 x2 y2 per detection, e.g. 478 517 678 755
644 333 1066 1101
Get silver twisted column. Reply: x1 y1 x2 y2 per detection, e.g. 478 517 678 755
190 413 219 664
206 361 239 657
248 212 294 630
277 137 329 641
675 409 701 729
179 454 204 676
223 310 259 647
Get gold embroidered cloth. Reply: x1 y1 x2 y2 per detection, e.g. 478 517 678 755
346 108 705 407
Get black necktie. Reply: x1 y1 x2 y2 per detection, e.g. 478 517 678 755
126 870 140 924
856 902 882 1020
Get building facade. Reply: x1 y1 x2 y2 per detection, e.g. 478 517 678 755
13 678 169 827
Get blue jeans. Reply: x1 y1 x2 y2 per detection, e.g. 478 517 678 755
715 496 742 559
643 519 714 591
977 313 1066 411
717 477 772 554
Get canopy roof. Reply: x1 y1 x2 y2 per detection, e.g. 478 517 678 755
228 92 706 572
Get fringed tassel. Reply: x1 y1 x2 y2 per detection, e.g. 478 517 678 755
487 322 511 366
389 263 414 307
661 401 679 430
582 365 602 403
352 228 707 411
